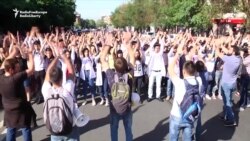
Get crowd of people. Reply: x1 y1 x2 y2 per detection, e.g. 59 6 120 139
0 25 250 141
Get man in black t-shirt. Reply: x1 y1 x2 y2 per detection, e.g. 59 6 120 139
0 47 34 141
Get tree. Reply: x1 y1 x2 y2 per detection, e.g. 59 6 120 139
96 19 107 28
80 19 96 29
110 0 247 29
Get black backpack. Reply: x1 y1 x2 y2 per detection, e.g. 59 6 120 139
180 79 202 123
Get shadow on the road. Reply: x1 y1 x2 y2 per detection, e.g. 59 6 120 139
134 117 169 141
39 105 144 140
77 104 144 136
200 103 239 141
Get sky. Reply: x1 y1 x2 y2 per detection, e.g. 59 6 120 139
76 0 129 21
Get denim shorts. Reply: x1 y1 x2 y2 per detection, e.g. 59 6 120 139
23 78 31 87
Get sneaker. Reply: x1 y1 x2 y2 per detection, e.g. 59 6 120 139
165 96 171 101
246 104 250 108
212 95 217 100
147 98 153 102
99 99 105 105
218 115 225 121
81 100 87 106
157 98 164 102
92 99 96 106
217 95 223 100
238 107 245 112
224 120 237 127
206 95 211 100
235 92 240 97
105 100 109 106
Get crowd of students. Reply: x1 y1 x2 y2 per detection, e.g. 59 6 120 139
0 26 250 141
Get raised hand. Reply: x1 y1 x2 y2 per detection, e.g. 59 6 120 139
123 31 132 44
105 33 114 46
55 26 59 34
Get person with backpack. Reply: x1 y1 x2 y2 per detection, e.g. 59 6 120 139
168 40 203 141
101 32 135 141
41 52 79 141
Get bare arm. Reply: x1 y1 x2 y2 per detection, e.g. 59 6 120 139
61 54 75 81
168 40 185 80
100 33 113 71
25 50 34 77
44 57 59 82
0 46 18 69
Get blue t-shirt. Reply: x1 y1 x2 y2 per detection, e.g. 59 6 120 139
221 55 241 84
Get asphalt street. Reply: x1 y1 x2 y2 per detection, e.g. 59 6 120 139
0 96 250 141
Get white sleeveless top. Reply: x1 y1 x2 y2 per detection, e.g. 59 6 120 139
134 60 144 77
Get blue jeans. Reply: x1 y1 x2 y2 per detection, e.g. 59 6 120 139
194 111 202 141
110 112 133 141
205 72 215 96
51 126 79 141
212 70 222 94
6 127 32 141
166 77 175 97
132 76 144 95
169 115 193 141
101 71 109 98
83 70 96 97
239 75 250 107
221 82 236 121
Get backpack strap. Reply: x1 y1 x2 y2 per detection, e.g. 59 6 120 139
183 77 199 87
114 73 128 83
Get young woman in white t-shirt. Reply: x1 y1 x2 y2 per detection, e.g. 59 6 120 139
132 49 144 102
80 48 96 106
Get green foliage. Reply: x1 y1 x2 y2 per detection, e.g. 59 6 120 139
111 0 249 29
80 19 96 29
96 19 107 28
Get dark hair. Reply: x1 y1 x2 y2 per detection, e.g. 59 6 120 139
4 58 18 72
232 46 240 56
187 46 193 53
49 67 63 84
143 44 150 51
45 47 52 52
63 49 70 54
135 49 141 60
33 40 40 45
195 60 206 72
117 50 123 55
183 61 196 76
82 48 89 57
154 42 160 48
114 57 128 74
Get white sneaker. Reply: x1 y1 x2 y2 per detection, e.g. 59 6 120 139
165 96 171 101
81 100 87 106
239 107 245 112
212 95 217 100
246 104 250 108
99 99 104 105
92 99 96 106
217 94 223 100
206 95 211 100
105 100 109 107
